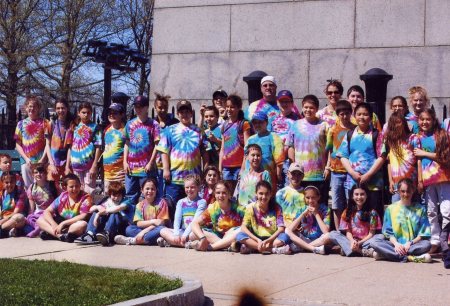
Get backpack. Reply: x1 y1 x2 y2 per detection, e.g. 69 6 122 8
346 128 379 157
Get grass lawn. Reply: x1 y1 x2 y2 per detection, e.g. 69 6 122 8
0 258 182 305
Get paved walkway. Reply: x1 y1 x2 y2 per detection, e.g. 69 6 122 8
1 238 449 305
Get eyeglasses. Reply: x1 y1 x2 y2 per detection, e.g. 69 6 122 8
326 91 340 95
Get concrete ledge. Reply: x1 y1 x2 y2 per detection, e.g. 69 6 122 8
111 276 204 306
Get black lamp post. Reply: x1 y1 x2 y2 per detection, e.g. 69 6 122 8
83 40 149 123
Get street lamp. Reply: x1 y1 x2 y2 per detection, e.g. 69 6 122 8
83 39 149 123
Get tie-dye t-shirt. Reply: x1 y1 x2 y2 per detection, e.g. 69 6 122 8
385 134 420 187
245 132 284 186
27 183 56 212
125 117 161 177
133 198 170 223
155 115 179 170
326 123 356 173
221 120 251 168
382 201 430 244
67 122 102 172
103 124 126 182
317 106 337 127
294 203 330 240
339 209 382 240
1 189 26 218
48 119 71 167
51 191 92 220
238 169 271 207
287 119 328 181
14 118 50 163
336 127 384 190
405 112 419 134
245 99 281 132
198 185 215 204
156 123 208 185
417 132 450 187
205 123 222 167
276 186 305 226
199 201 244 237
243 202 284 237
271 114 297 155
173 196 207 237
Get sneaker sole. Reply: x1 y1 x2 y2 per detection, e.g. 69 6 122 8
96 235 109 246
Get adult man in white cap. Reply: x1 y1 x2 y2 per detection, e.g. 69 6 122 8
244 75 281 131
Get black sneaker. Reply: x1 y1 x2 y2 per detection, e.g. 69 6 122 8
40 231 58 241
59 233 77 243
96 232 110 246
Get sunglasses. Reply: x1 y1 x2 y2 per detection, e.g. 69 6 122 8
326 91 340 95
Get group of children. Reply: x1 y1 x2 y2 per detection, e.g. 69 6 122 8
0 79 449 269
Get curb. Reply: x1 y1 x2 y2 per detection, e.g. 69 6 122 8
111 276 204 306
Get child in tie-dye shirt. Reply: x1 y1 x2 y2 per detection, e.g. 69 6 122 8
220 94 251 192
25 164 57 238
66 102 102 194
287 186 330 255
326 185 381 257
384 112 420 203
204 106 222 168
82 181 129 246
124 96 161 205
157 100 209 214
276 163 305 227
0 173 27 238
15 95 50 188
337 103 386 218
346 85 382 132
37 174 92 242
103 103 126 191
326 100 356 229
237 180 289 254
271 90 300 189
46 98 73 193
246 112 284 189
414 109 450 254
114 178 169 246
237 144 271 207
372 178 432 263
159 175 207 247
191 181 244 251
288 95 328 201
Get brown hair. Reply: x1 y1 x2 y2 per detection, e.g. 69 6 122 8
154 92 171 105
107 181 125 196
419 108 450 168
385 112 411 163
25 95 43 111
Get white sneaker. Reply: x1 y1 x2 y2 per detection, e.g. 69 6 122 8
372 251 384 260
157 237 170 247
185 240 199 249
272 245 291 255
407 253 432 263
114 235 134 245
313 245 326 255
362 248 375 258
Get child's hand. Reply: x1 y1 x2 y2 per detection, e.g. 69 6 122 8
350 170 361 182
173 236 181 245
181 236 187 244
49 164 58 176
200 104 206 117
64 167 71 175
93 216 99 228
89 167 97 183
417 181 424 194
389 181 395 194
308 206 317 216
360 173 371 185
394 243 407 256
89 206 98 213
413 148 426 157
163 169 171 182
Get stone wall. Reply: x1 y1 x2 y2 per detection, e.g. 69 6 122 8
150 0 450 120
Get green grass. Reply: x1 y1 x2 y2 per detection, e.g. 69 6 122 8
0 258 182 305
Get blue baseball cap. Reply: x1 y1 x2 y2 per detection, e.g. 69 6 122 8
277 90 293 101
251 112 268 122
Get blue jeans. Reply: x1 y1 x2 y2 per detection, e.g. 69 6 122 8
125 172 157 205
157 169 165 200
330 172 347 210
328 230 375 256
236 232 290 245
125 225 164 245
164 182 185 219
222 167 240 181
371 234 431 262
87 212 126 236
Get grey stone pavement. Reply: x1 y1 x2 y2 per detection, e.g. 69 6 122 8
1 238 449 306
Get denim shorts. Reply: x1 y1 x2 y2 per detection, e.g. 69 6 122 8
222 167 240 181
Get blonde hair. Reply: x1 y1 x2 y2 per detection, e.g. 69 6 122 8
408 86 430 106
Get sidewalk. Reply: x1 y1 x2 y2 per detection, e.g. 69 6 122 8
1 238 449 306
